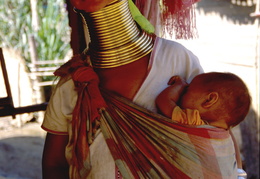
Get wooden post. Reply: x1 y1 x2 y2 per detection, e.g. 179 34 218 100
240 11 260 179
28 35 45 122
240 109 259 179
29 0 45 122
0 48 15 118
30 0 39 32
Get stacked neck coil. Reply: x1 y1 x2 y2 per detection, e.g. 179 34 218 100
79 0 154 68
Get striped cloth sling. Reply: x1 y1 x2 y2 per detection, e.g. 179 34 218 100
100 90 237 179
54 56 237 179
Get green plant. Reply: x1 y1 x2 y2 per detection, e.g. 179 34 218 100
0 0 32 60
0 0 71 63
36 0 71 62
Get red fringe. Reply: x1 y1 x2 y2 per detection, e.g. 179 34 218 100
135 0 200 39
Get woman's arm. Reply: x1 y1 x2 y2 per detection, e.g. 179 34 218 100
42 133 70 179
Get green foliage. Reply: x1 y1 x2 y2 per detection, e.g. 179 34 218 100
0 0 32 58
36 0 71 61
0 0 71 62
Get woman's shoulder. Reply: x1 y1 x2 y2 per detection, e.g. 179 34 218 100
152 37 197 65
50 76 77 101
155 37 189 51
55 75 74 91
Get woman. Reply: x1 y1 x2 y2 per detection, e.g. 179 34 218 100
41 0 236 178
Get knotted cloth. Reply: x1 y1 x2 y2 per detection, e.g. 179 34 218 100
55 55 107 178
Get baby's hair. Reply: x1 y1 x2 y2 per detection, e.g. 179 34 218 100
198 72 251 128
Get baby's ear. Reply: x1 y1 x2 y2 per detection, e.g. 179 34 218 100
202 92 219 108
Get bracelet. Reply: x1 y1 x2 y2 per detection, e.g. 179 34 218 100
237 168 247 179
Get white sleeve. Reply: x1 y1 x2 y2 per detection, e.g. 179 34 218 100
41 78 77 135
154 37 204 83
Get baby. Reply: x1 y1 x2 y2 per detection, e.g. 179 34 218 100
156 72 251 129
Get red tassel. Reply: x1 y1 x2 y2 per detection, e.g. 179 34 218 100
135 0 199 39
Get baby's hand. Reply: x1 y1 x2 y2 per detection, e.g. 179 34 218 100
156 76 188 118
168 76 188 87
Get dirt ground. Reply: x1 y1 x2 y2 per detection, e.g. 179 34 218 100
0 117 46 179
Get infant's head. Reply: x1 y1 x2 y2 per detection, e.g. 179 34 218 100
180 72 251 129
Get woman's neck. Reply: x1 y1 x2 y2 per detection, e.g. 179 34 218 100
80 0 154 68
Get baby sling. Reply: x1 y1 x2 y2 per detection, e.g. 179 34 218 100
55 56 237 179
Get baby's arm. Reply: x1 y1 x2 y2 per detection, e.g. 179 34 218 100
156 76 188 118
